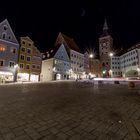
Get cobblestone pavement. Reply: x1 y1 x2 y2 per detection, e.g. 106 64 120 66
0 81 140 140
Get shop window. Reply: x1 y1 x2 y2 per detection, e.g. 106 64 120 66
9 61 15 67
0 60 4 66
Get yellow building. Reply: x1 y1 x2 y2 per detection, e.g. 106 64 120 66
17 36 42 82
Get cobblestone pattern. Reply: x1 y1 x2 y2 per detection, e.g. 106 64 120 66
0 81 139 139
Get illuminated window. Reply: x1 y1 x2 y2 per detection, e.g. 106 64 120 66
0 60 4 66
20 63 24 69
11 48 16 54
0 46 6 52
9 61 15 67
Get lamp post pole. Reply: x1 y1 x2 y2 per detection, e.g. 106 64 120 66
109 52 113 78
14 64 18 82
89 54 94 79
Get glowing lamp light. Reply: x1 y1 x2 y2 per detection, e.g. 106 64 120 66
109 52 113 57
102 70 106 74
89 54 94 58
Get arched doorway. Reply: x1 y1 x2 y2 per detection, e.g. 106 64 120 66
125 70 138 77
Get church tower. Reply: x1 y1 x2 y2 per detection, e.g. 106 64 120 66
99 19 113 77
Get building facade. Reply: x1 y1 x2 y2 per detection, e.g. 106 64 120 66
83 52 90 78
0 19 19 82
89 58 101 78
111 44 140 78
18 37 41 82
99 19 113 77
55 32 84 79
41 44 70 81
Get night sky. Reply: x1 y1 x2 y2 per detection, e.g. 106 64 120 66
1 0 140 52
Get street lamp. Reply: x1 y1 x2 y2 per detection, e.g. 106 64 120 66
89 54 94 58
109 52 113 57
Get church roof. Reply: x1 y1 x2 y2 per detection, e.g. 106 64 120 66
20 36 33 43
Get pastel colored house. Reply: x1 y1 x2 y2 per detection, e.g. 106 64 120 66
18 36 42 82
0 19 19 82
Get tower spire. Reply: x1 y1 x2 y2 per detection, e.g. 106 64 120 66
103 18 108 31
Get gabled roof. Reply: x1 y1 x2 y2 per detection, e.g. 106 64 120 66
20 36 33 43
0 19 19 44
55 32 81 53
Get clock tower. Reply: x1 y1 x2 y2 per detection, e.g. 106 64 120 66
99 19 113 77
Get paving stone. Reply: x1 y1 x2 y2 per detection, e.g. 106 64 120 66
68 135 80 140
14 135 32 140
57 133 68 140
3 132 15 140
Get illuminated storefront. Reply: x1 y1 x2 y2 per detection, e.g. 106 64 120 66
17 73 29 81
30 74 39 82
0 71 14 82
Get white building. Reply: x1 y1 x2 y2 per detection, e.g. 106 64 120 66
41 44 70 81
55 32 84 79
111 44 140 78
